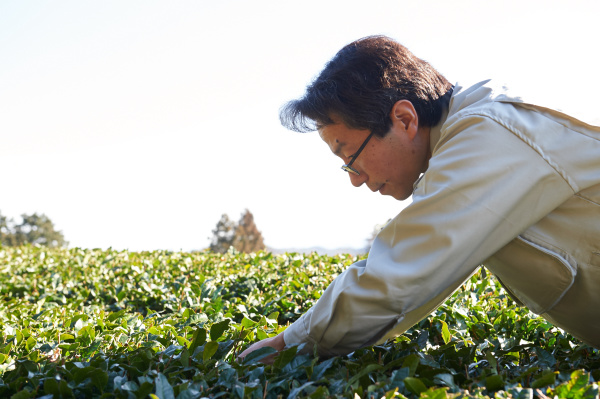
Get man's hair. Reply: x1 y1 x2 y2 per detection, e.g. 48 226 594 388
280 35 452 136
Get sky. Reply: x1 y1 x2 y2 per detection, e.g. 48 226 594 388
1 0 599 252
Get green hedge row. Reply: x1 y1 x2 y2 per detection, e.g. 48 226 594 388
0 246 598 398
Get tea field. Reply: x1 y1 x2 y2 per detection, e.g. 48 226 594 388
1 246 599 398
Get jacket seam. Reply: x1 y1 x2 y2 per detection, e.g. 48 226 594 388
457 109 579 193
519 233 575 271
513 103 600 139
515 235 576 313
575 193 600 206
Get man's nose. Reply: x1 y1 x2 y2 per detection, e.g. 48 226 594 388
349 171 367 187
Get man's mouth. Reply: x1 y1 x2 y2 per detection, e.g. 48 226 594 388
368 183 387 194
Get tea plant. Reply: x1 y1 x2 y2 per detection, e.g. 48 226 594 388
0 246 598 398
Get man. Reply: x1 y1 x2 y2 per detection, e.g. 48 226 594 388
240 35 600 360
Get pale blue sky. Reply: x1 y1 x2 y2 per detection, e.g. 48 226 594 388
1 0 598 251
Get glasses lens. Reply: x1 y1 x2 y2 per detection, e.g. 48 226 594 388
339 131 374 176
341 165 359 175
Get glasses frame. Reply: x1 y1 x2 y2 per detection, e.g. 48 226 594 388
341 131 376 175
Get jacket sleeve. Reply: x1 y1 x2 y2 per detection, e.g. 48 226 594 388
283 106 577 357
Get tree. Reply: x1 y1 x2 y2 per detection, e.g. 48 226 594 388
232 209 265 253
208 209 266 253
0 212 16 246
209 214 236 253
0 211 67 247
364 219 392 253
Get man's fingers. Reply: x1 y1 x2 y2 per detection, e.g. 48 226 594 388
237 333 285 364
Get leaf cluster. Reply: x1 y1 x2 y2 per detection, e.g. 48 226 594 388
0 246 598 398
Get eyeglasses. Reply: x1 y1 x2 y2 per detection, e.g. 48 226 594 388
341 131 375 175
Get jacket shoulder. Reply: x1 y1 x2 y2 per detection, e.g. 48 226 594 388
449 80 600 129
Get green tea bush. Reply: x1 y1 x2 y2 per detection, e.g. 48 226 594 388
0 246 598 398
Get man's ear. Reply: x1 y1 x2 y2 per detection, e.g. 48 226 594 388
389 100 419 140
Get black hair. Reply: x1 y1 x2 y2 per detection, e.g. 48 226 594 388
280 35 452 136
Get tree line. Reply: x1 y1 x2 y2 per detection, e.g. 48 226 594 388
1 208 383 254
208 209 266 253
1 209 267 254
0 212 67 247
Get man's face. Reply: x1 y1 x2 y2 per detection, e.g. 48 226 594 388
318 106 430 201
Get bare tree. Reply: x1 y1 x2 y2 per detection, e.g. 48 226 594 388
208 209 266 253
232 209 265 253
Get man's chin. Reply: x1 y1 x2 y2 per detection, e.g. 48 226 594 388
389 190 411 201
376 184 410 201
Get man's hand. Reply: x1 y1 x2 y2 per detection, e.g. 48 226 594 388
238 333 285 365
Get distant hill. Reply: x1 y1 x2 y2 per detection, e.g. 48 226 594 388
267 246 365 256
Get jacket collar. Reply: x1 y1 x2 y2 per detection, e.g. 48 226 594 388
429 92 451 154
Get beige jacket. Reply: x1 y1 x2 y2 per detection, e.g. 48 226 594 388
284 80 600 356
